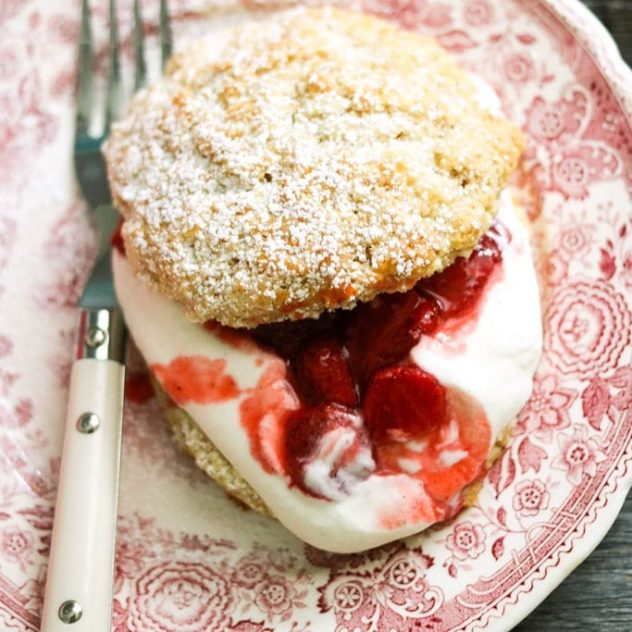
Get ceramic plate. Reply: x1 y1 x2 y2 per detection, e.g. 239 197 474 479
1 0 631 630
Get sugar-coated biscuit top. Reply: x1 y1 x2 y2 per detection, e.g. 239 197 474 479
105 7 524 328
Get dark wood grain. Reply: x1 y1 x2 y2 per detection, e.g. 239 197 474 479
513 1 632 630
514 498 632 630
582 0 632 63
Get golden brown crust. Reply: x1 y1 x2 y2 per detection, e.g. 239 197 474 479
105 7 524 328
151 375 273 516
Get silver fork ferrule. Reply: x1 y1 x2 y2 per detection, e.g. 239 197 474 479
76 308 126 362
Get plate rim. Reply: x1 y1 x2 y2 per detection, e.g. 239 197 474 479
1 1 632 630
485 1 632 629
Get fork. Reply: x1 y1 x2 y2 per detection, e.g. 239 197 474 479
40 1 171 630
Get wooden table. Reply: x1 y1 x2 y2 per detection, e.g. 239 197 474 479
514 1 632 630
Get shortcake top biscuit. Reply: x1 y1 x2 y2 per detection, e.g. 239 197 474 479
105 7 524 328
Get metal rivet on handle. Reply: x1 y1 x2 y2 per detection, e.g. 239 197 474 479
84 326 107 348
76 412 100 434
58 599 83 624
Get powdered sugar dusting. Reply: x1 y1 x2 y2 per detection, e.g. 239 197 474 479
104 7 524 327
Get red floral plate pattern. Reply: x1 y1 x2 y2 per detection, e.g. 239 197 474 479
1 0 631 630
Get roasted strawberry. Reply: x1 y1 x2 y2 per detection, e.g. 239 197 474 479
374 389 492 502
345 291 439 386
284 403 372 498
363 365 446 443
294 335 358 407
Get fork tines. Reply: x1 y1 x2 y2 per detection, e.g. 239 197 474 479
105 0 122 132
133 0 148 90
160 0 172 71
76 0 94 135
75 0 171 142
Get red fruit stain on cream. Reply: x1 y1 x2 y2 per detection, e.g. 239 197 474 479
375 388 492 527
377 479 442 529
416 390 491 503
203 321 259 352
239 359 299 475
151 356 239 405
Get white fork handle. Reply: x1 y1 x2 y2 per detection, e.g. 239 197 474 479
40 357 125 632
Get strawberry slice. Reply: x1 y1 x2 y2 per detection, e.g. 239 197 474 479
363 365 446 443
295 335 358 407
417 232 502 319
284 403 371 498
345 292 439 386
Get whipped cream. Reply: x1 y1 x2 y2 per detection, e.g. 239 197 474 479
113 194 541 553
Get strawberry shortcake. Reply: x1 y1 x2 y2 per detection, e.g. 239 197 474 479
105 7 542 552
